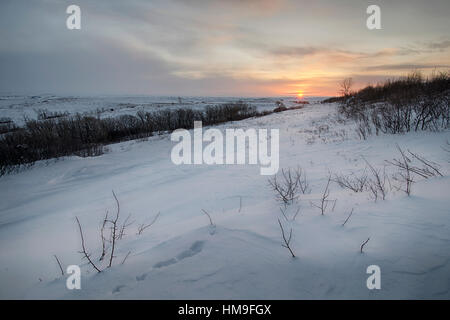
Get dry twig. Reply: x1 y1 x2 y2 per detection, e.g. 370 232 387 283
201 209 215 226
137 212 161 235
53 255 64 276
342 208 354 226
277 218 296 258
360 237 370 253
75 216 102 273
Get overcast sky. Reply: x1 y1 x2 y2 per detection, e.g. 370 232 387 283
1 0 449 96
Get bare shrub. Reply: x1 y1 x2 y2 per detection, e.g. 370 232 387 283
333 171 368 193
340 78 353 97
386 145 414 196
274 100 288 113
406 149 443 178
75 191 133 272
269 169 299 204
268 167 309 204
356 121 371 140
338 72 450 137
386 145 442 196
363 158 388 201
297 167 311 194
311 175 335 215
1 103 271 176
106 191 121 268
75 216 102 273
0 118 18 135
35 109 69 120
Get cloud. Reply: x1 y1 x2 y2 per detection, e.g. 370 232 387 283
1 0 450 96
270 47 325 57
426 40 450 50
365 64 450 72
268 46 408 60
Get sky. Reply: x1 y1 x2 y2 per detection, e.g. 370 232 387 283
0 0 449 97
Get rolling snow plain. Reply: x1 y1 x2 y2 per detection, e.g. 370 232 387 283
0 99 449 299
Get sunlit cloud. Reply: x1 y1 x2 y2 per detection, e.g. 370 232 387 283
1 0 449 96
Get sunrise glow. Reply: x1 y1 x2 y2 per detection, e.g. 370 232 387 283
1 0 449 98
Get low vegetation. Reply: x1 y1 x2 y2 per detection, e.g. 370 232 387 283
0 102 267 175
325 71 450 137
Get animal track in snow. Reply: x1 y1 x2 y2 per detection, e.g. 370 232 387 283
154 240 205 268
135 240 206 281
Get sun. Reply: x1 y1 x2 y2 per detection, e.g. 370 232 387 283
297 91 304 98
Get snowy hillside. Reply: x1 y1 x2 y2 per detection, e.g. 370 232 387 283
0 102 449 299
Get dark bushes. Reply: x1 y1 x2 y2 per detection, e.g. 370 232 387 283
322 96 345 104
273 101 288 113
0 102 265 175
35 109 69 120
204 103 258 124
338 71 450 136
0 118 18 134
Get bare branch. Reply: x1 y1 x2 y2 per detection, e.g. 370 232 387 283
386 145 414 195
333 171 368 193
121 251 131 265
268 167 309 204
277 218 295 258
340 77 353 97
201 209 214 226
99 211 109 261
118 213 134 240
53 255 64 276
108 190 120 268
311 175 333 215
360 237 370 253
75 216 102 273
137 212 161 235
363 157 387 201
296 167 311 194
407 149 443 177
342 208 354 226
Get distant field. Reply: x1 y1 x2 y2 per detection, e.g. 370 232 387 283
0 95 325 125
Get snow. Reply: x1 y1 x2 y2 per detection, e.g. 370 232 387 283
0 101 449 299
0 95 315 125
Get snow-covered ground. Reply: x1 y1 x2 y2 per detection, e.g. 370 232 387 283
0 102 449 299
0 95 317 125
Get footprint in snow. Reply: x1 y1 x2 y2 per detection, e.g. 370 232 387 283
154 240 205 269
112 285 127 294
135 240 206 281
